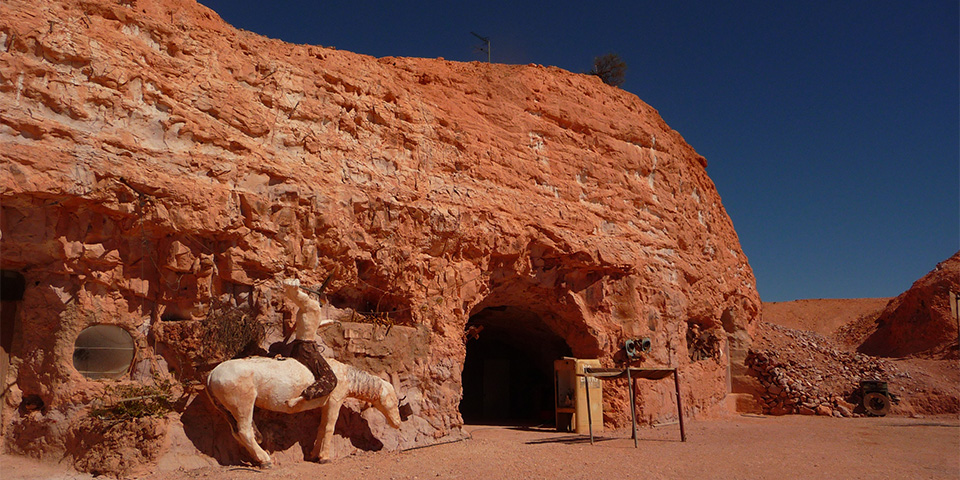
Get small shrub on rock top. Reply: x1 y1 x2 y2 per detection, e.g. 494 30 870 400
73 378 176 476
588 53 627 87
205 301 265 360
68 413 167 477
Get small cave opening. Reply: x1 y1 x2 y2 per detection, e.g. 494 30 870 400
2 270 25 415
327 286 413 327
1 270 25 302
160 304 191 322
460 306 572 426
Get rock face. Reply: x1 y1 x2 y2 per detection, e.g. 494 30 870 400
0 0 759 472
860 252 960 359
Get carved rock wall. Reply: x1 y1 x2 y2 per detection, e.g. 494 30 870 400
0 0 760 470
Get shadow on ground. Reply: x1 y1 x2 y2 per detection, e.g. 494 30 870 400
180 393 382 465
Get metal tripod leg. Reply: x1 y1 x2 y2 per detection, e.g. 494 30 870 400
674 369 686 442
628 366 637 448
584 374 594 445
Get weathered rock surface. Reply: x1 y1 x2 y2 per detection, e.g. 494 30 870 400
0 0 759 473
860 252 960 359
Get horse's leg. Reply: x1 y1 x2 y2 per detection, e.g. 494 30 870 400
310 399 342 463
252 419 263 443
206 389 242 442
229 395 273 467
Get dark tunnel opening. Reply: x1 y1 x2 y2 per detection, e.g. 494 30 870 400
460 306 572 426
1 270 25 422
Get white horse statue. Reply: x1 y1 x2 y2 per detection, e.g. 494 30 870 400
204 278 408 466
206 356 405 466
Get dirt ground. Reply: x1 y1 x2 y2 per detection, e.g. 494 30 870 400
4 298 958 479
3 416 958 480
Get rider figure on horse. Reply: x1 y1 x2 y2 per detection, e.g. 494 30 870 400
269 278 339 408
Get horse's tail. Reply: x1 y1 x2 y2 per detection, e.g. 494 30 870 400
205 376 239 437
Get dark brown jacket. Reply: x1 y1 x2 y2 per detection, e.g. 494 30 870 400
270 339 337 399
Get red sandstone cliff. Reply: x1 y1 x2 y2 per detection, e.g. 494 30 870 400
0 0 760 472
859 252 960 359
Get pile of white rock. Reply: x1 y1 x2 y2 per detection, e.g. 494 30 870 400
745 323 902 417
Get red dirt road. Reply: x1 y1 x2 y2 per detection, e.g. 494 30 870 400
4 416 958 479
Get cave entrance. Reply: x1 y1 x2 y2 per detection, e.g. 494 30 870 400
1 270 25 423
460 306 572 426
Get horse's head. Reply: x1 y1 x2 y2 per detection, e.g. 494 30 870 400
376 374 411 428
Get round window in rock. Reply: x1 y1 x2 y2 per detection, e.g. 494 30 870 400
72 325 136 379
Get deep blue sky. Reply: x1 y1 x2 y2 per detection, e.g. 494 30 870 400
197 1 959 302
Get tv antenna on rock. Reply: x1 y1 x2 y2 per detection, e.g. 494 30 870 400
471 32 490 63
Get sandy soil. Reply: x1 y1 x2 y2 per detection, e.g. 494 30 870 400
762 298 891 336
4 416 958 480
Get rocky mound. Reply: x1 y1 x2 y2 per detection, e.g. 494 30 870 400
747 321 959 417
860 252 960 358
747 322 901 417
0 0 759 473
748 254 960 418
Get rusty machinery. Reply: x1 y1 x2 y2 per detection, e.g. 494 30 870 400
624 337 652 359
860 380 896 416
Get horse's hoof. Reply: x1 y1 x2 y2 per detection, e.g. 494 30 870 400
260 461 275 470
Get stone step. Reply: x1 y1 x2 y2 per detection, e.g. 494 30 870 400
726 392 762 414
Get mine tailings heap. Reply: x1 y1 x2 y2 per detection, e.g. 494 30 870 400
860 251 960 359
0 0 760 473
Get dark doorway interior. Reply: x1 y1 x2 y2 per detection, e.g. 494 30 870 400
460 306 572 425
1 270 25 420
